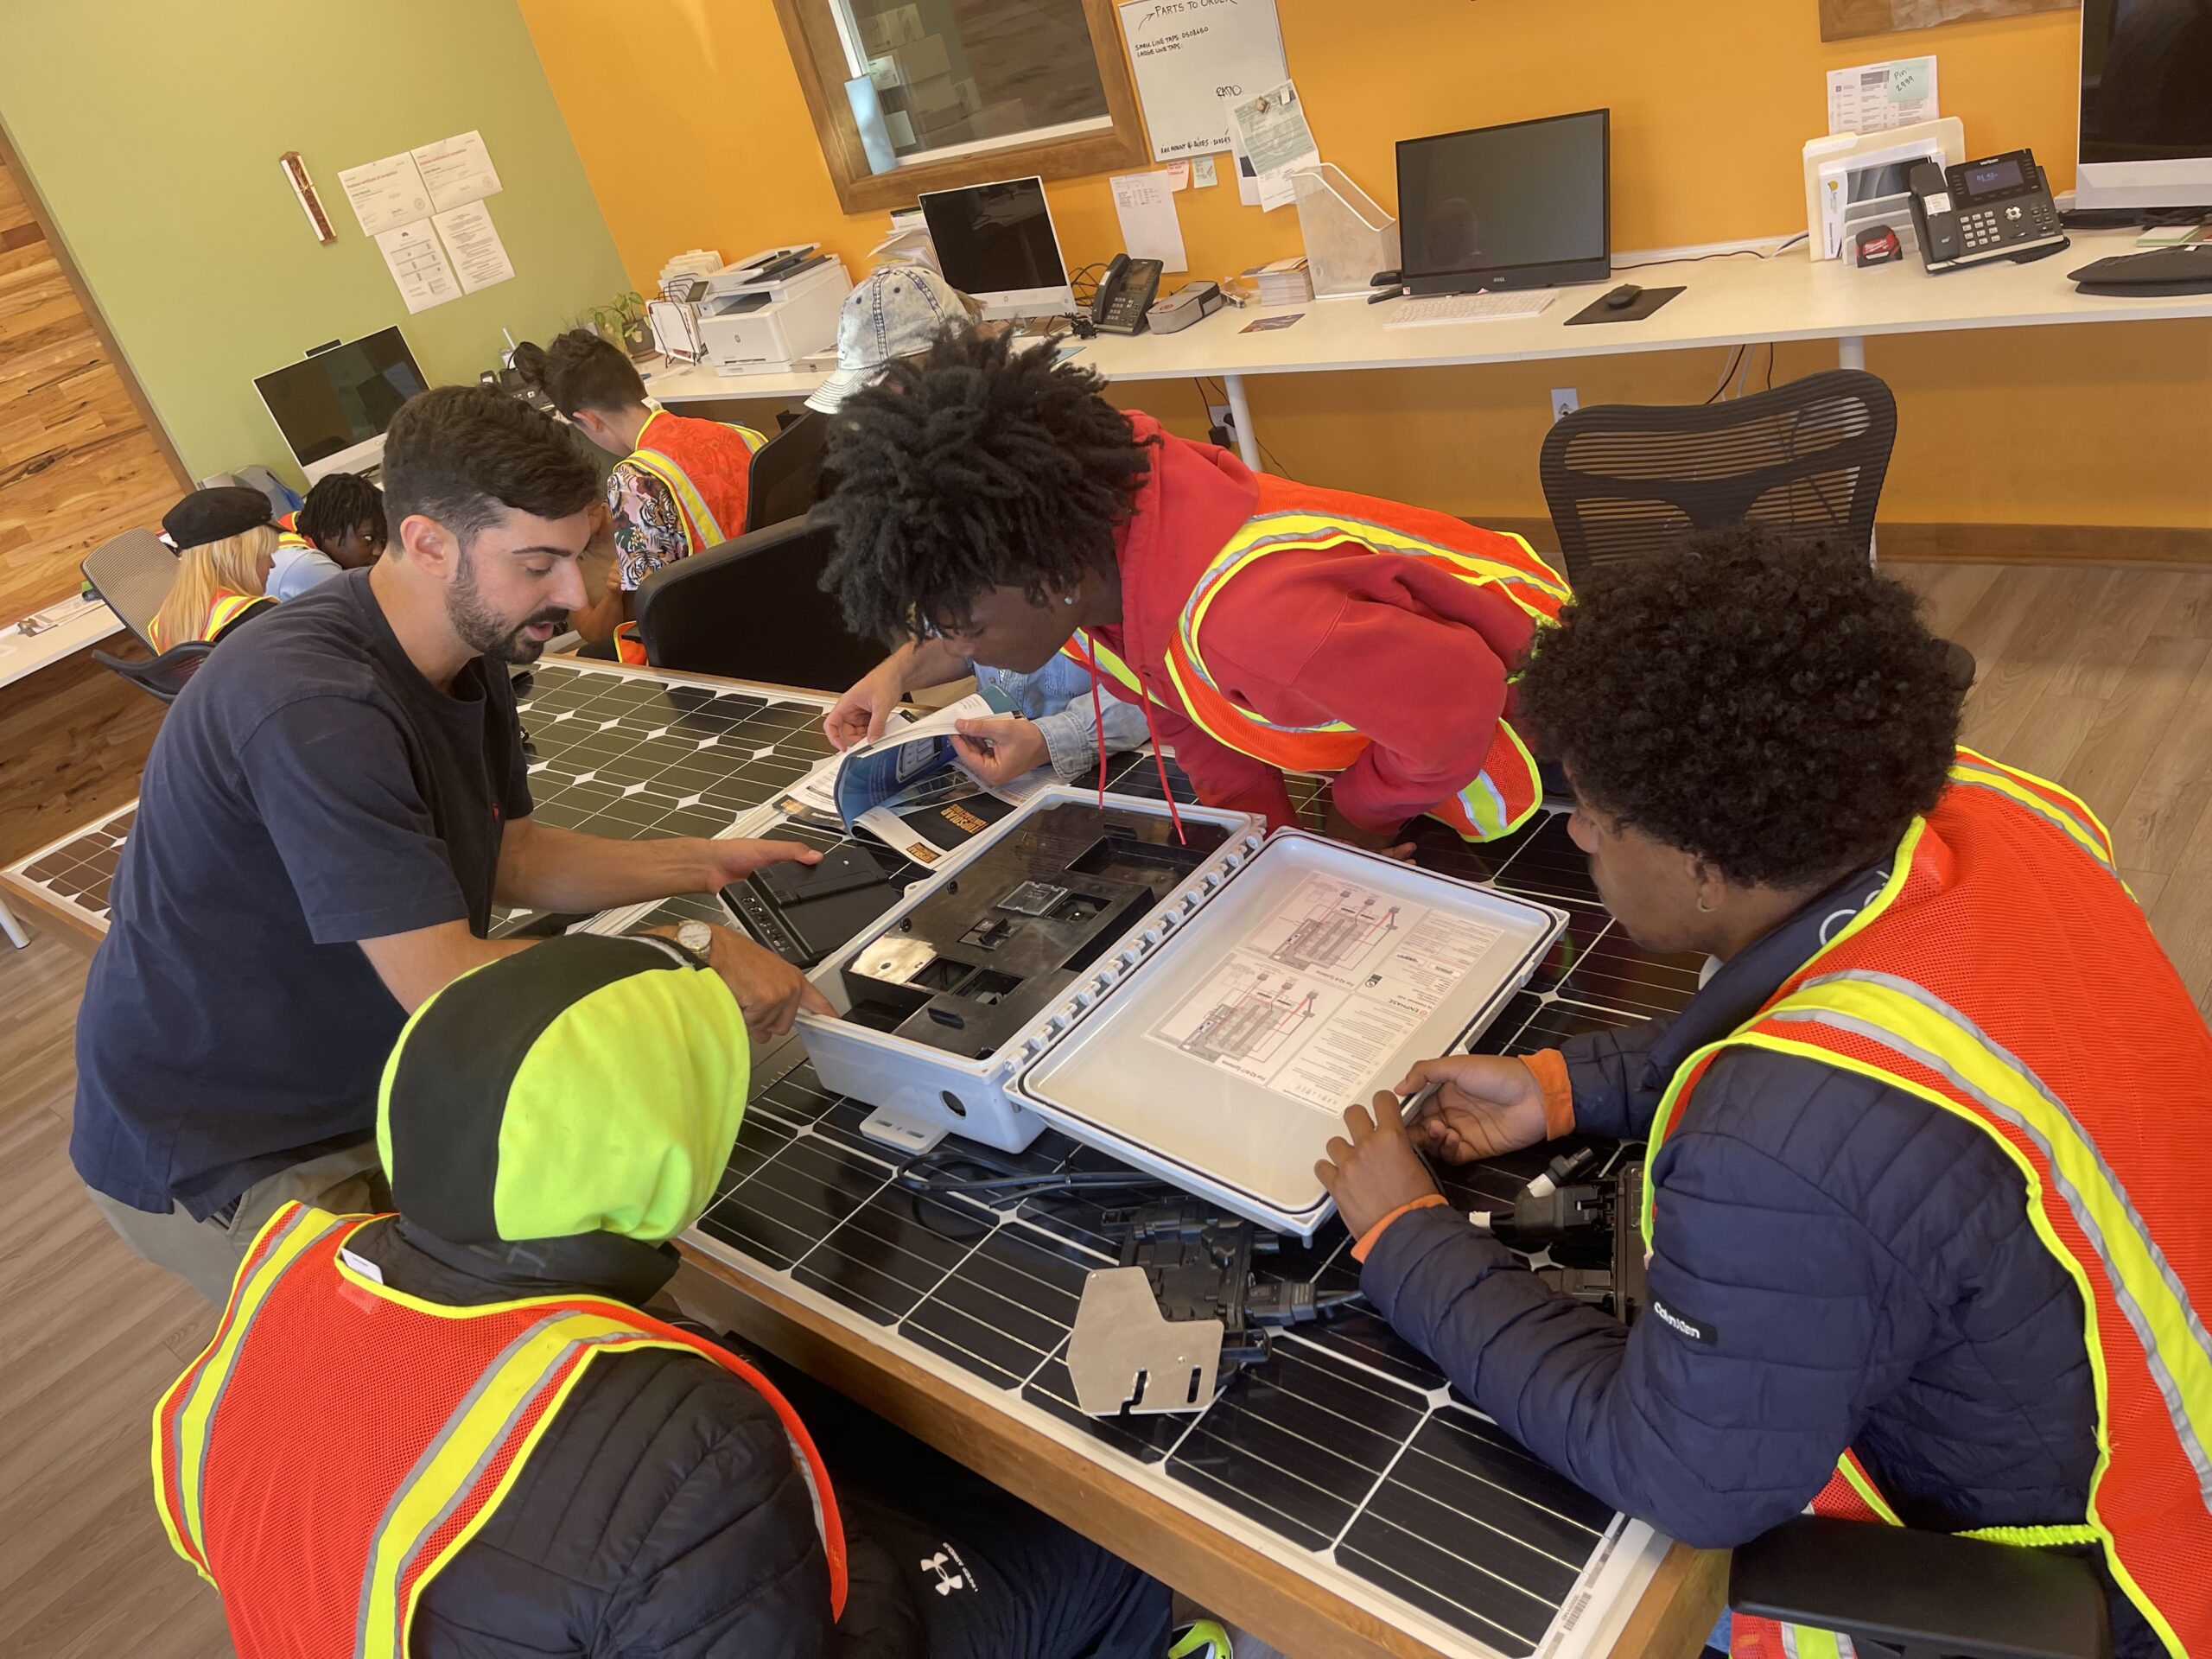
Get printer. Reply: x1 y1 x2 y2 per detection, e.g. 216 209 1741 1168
696 246 850 375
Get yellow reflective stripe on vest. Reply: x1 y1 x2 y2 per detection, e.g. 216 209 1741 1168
1458 720 1541 841
356 1309 700 1659
1068 630 1153 702
154 1206 346 1574
1834 1450 1904 1527
1178 513 1567 718
1962 1522 2102 1547
1948 750 2116 872
1762 970 2212 1506
625 448 724 553
204 593 263 639
1778 1623 1847 1659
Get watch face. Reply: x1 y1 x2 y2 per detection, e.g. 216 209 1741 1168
677 921 714 959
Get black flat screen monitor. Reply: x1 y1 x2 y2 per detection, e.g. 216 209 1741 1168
2076 0 2212 209
253 327 428 475
1396 110 1611 295
917 175 1071 318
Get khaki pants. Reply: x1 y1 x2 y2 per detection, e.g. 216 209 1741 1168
86 1141 390 1306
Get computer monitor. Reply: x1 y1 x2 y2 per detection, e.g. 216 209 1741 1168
917 175 1073 321
1395 110 1611 296
2075 0 2212 211
253 327 429 482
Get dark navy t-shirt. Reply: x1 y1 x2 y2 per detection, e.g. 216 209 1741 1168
72 569 531 1217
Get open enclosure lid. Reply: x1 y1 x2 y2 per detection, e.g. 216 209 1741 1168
1012 830 1568 1235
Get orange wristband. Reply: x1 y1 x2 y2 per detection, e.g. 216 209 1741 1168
1351 1192 1452 1263
1522 1049 1575 1139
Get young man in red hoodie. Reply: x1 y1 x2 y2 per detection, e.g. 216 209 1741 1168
821 328 1567 850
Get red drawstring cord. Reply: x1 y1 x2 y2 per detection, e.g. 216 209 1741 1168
1090 658 1109 810
1079 632 1185 843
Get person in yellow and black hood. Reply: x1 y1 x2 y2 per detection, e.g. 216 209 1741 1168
151 932 1178 1659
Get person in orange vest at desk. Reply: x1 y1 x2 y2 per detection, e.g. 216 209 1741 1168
268 471 387 599
512 327 765 660
149 486 281 652
1314 532 2212 1659
152 933 1177 1659
820 327 1568 854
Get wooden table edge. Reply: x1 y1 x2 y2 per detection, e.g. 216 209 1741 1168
673 1248 1722 1659
0 871 105 950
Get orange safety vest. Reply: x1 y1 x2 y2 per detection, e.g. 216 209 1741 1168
1062 478 1569 842
153 1205 849 1657
613 410 768 664
274 511 315 554
152 589 267 653
1640 751 2212 1659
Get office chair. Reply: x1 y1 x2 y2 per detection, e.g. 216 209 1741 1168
92 639 213 704
81 528 180 651
1538 369 1897 582
632 510 884 695
742 409 831 534
1731 1516 2109 1659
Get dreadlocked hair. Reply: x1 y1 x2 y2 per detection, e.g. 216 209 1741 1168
1514 526 1964 890
296 471 385 550
822 325 1152 642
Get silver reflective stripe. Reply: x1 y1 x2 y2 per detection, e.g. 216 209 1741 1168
351 1313 574 1658
1948 772 2113 870
1775 970 2212 1505
188 1208 336 1549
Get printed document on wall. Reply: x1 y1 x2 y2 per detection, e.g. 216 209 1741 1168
338 152 434 237
1228 80 1319 211
375 221 461 313
1827 55 1939 134
1118 0 1288 162
1109 172 1188 271
433 201 515 294
412 130 504 213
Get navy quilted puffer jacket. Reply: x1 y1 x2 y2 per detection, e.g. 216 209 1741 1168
1362 863 2159 1657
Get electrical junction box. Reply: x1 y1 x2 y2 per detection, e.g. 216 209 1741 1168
795 785 1569 1236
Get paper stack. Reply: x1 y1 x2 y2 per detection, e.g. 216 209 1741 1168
657 249 721 301
1254 257 1313 306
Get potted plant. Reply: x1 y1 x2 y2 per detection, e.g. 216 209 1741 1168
589 292 657 360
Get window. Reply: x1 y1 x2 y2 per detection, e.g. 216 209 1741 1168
772 0 1149 213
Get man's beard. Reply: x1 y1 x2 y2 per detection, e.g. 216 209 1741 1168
448 544 568 664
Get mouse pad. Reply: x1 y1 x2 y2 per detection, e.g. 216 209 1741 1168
1566 284 1683 325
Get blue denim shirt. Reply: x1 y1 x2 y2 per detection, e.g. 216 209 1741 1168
972 655 1150 779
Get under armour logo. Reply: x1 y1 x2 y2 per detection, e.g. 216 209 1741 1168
919 1546 974 1597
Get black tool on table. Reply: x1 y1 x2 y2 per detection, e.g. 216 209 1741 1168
728 842 906 968
2068 243 2212 297
1469 1147 1649 1325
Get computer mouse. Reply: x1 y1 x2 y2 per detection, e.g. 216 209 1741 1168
1605 283 1643 310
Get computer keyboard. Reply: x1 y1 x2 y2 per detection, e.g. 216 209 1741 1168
1383 289 1560 327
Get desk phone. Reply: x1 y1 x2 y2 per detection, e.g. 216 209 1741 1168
1908 149 2067 272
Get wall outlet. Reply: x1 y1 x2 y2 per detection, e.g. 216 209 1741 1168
1208 402 1236 447
1550 387 1580 423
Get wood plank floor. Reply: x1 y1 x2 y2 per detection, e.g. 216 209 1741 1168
3 561 2210 1657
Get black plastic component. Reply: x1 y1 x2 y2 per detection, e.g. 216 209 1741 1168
727 842 904 967
1731 1515 2109 1659
839 803 1228 1062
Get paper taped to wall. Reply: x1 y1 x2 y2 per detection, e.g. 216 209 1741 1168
1826 56 1940 135
433 200 514 293
375 220 460 313
1109 171 1188 271
1118 0 1287 163
338 152 434 237
412 130 503 213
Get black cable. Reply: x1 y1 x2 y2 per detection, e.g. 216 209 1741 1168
1618 232 1807 274
1764 340 1777 393
1198 375 1298 480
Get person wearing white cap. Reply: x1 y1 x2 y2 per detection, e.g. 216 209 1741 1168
818 267 1151 785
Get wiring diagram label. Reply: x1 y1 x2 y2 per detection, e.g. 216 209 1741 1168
1147 876 1500 1109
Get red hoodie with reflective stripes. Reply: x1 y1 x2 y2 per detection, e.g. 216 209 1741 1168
1090 413 1535 834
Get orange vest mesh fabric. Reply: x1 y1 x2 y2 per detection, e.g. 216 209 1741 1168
167 1213 847 1656
1681 772 2212 1651
632 410 757 555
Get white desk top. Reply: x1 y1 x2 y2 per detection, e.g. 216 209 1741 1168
0 595 124 693
647 230 2209 404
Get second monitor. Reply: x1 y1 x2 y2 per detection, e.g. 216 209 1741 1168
1397 109 1611 296
918 175 1074 321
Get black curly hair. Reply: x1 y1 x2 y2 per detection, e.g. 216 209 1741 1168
822 326 1152 642
511 327 647 416
1515 528 1963 889
296 471 385 550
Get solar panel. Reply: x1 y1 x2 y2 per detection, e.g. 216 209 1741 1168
3 657 1707 1658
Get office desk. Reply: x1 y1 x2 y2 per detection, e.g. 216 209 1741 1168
0 594 122 694
648 230 2212 471
4 653 1720 1659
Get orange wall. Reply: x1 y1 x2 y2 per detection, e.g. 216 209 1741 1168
518 0 2211 531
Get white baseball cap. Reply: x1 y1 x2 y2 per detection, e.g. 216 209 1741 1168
806 264 971 413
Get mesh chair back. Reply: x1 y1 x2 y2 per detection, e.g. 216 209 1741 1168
743 410 831 535
92 639 213 704
1538 370 1897 584
633 511 883 694
81 528 180 650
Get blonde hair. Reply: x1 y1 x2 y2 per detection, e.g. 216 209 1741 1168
152 524 279 652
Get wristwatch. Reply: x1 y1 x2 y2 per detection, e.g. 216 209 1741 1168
674 920 715 965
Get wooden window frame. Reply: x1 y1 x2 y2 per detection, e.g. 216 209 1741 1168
771 0 1151 214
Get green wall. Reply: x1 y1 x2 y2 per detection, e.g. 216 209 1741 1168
0 0 628 484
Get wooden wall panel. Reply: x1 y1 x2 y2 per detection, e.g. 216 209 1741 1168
0 142 183 625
